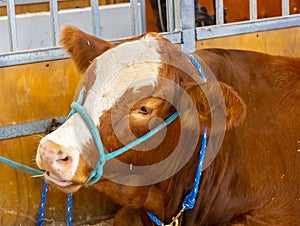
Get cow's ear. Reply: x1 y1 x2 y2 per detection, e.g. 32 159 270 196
60 26 112 73
218 82 246 129
181 82 246 130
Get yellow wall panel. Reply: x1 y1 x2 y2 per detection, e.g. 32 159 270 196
197 26 300 58
0 59 81 126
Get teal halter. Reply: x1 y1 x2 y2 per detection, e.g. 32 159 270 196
69 91 179 185
68 53 206 186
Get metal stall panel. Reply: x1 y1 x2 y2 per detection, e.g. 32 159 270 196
0 3 143 53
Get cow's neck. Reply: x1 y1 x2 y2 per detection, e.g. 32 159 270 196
92 137 206 224
163 143 206 224
93 175 167 219
192 132 233 225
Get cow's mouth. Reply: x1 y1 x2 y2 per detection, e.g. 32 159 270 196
45 172 72 187
44 172 83 193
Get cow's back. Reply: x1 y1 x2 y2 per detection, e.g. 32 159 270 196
194 49 300 225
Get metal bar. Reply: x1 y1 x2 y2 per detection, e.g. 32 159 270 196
173 0 180 31
138 0 146 33
282 0 290 16
0 47 69 67
137 2 143 33
0 117 66 140
249 0 257 20
0 0 49 6
49 0 59 46
196 14 300 40
2 13 299 68
6 0 18 51
90 0 101 37
215 0 224 25
130 0 141 36
0 31 181 68
180 0 196 52
166 0 174 32
162 30 181 43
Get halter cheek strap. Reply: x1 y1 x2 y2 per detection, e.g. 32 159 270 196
69 94 179 185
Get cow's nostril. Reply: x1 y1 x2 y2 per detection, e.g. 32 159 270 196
56 155 71 163
62 156 69 161
56 150 70 162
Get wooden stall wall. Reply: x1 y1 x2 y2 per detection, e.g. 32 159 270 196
197 26 300 58
0 60 118 225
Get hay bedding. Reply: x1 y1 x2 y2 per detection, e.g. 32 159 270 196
84 218 113 226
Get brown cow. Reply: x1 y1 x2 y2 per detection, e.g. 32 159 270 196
36 26 300 226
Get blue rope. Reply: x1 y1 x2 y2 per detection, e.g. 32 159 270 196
38 181 49 226
147 54 208 225
67 194 73 226
147 212 164 226
182 129 207 210
186 54 206 82
147 129 207 225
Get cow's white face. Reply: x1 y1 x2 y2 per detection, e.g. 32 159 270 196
36 34 165 192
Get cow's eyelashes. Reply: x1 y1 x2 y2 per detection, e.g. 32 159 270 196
138 106 152 115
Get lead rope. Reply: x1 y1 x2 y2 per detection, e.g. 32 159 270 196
37 89 87 226
67 194 73 225
38 182 49 226
37 180 73 226
147 130 207 226
182 130 207 210
147 53 207 226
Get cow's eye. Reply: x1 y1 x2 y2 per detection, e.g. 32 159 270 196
138 106 152 115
